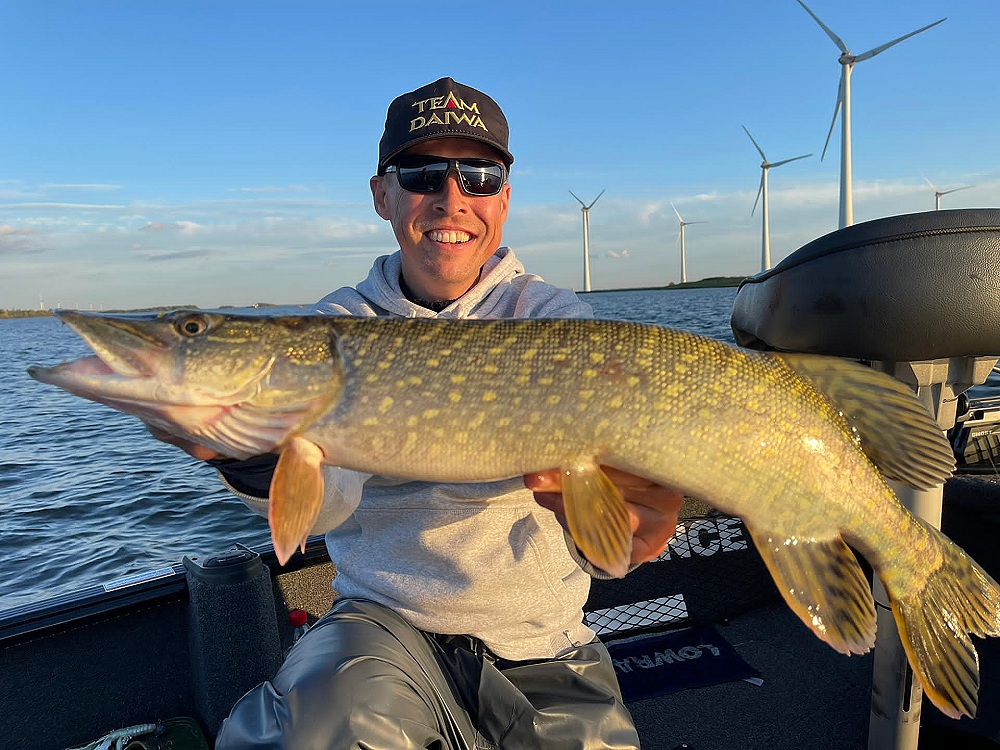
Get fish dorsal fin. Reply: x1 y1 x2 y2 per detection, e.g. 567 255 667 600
777 353 955 489
561 459 633 579
745 523 876 655
269 436 326 565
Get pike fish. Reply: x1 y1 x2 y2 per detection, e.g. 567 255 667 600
28 309 1000 718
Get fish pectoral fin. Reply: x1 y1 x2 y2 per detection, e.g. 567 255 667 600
776 353 955 489
269 436 325 565
561 460 633 579
745 524 876 655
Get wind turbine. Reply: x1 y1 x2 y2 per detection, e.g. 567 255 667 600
924 177 974 210
743 126 811 272
672 203 706 284
797 1 945 228
570 189 604 292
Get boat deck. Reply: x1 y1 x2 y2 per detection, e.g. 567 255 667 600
2 476 998 749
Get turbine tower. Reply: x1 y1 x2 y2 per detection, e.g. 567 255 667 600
925 177 974 210
672 203 706 284
797 1 945 228
743 126 811 272
570 189 604 292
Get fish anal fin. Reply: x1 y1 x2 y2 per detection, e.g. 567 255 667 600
777 353 955 489
746 524 876 655
269 436 325 565
561 460 632 579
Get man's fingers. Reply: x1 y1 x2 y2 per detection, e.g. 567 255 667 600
524 470 563 493
629 494 682 563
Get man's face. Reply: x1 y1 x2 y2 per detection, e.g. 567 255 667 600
371 137 511 302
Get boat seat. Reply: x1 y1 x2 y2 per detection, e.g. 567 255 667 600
731 208 1000 363
729 208 1000 749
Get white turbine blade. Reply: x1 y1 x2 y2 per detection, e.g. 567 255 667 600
752 173 764 216
771 153 812 168
742 125 767 161
854 18 946 63
940 185 975 196
671 202 684 223
688 221 708 225
588 188 606 209
821 77 843 161
675 229 681 247
923 174 937 191
797 0 848 53
569 190 586 207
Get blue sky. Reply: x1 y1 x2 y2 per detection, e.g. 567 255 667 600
2 0 997 310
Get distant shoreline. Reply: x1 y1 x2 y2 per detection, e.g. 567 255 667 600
1 277 747 317
578 276 746 294
0 303 268 319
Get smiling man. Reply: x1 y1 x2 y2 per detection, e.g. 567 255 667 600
207 77 683 749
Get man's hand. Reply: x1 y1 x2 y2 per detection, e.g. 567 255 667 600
525 466 683 566
145 422 224 462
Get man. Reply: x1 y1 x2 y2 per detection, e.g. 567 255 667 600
182 77 683 748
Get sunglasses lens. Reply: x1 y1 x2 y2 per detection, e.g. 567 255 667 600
395 160 448 193
392 157 505 196
457 160 505 196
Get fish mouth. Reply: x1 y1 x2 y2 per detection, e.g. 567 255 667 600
26 309 241 407
56 309 172 378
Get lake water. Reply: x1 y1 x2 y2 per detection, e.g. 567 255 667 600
0 287 739 612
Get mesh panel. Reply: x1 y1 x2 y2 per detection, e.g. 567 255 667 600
584 513 780 638
585 595 688 636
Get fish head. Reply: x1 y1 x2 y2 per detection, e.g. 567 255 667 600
27 309 344 460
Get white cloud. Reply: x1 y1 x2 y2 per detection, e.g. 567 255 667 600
4 172 1000 310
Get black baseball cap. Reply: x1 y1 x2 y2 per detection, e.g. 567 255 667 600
377 77 514 174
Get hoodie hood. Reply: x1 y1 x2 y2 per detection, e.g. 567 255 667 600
313 246 591 320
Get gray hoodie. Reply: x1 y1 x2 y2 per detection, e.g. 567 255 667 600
303 247 601 660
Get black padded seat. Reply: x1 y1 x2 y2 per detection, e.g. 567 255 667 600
731 209 1000 362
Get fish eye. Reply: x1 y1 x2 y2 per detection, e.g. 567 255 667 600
176 314 209 337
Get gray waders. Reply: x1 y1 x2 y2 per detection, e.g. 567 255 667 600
215 598 640 749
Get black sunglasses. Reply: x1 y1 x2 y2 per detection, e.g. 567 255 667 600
384 156 507 197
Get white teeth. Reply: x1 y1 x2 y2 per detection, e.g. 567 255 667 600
427 229 472 243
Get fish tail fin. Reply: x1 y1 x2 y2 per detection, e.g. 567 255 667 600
888 519 1000 719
